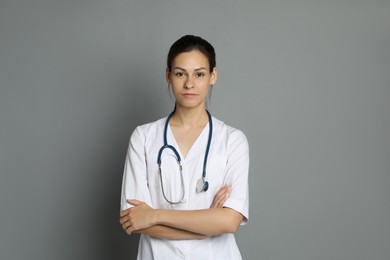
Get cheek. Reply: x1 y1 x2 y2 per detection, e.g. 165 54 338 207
170 85 182 98
171 82 182 90
170 77 184 87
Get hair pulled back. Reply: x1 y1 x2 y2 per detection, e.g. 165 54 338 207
167 35 216 73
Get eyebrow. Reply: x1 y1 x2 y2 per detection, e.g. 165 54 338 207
172 66 208 71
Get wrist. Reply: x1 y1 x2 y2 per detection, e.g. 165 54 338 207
153 209 162 226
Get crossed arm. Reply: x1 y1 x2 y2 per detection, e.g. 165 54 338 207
119 185 243 240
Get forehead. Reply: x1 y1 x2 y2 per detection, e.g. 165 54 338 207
172 50 209 69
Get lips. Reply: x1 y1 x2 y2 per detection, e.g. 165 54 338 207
182 93 197 97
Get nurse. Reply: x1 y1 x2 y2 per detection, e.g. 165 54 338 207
120 35 249 260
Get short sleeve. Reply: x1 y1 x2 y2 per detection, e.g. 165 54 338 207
120 127 153 211
222 129 250 225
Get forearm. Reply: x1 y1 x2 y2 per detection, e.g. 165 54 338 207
153 207 243 236
135 225 209 240
121 187 241 237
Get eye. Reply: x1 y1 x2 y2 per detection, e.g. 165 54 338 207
174 72 185 77
195 72 206 78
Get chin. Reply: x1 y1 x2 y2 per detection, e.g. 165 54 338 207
176 102 206 110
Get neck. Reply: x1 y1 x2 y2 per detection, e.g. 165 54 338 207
171 106 209 127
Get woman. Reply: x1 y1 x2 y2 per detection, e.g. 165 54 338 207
120 35 249 259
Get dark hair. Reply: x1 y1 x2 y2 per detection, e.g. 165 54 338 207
167 35 216 73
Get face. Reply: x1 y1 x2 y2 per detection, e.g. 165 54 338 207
166 50 217 110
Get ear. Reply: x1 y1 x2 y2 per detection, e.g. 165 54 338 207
166 68 171 84
210 67 217 85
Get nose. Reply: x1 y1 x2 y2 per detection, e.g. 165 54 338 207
184 75 194 89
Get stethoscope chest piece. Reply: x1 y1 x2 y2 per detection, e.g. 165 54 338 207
196 178 209 193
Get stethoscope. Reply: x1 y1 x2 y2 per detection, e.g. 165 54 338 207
157 109 213 204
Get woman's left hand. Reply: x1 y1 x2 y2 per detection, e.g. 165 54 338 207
211 185 231 208
120 199 155 235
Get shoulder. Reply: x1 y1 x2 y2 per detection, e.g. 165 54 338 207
212 117 249 150
134 117 165 134
212 117 248 142
129 117 166 143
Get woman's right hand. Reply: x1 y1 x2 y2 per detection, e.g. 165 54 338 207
210 185 231 208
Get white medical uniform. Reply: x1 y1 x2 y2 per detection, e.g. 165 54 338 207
121 115 249 260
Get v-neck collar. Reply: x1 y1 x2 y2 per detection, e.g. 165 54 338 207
167 122 210 162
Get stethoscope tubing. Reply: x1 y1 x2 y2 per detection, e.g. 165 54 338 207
157 109 213 204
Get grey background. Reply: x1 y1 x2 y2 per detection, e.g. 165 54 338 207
1 0 389 259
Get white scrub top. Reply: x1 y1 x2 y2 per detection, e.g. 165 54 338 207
121 116 249 260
